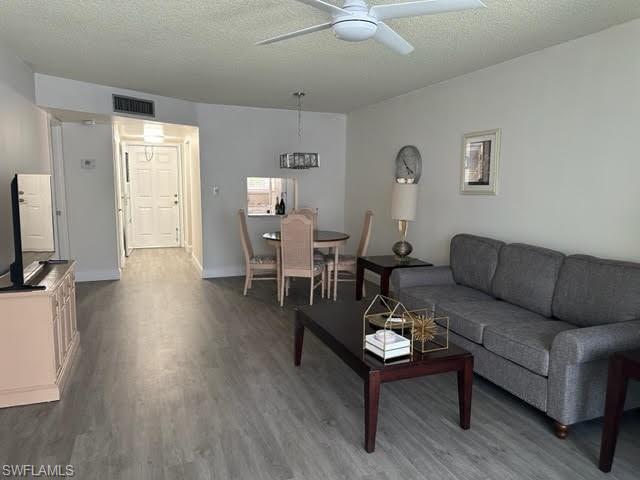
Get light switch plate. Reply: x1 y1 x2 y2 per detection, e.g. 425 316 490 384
81 158 96 169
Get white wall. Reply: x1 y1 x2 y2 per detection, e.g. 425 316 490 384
35 74 198 127
196 103 347 277
345 19 640 265
61 123 120 281
0 44 50 275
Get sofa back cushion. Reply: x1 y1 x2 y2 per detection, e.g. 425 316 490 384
492 243 565 317
552 255 640 327
450 234 504 295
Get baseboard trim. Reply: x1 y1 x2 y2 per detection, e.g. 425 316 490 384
0 383 59 408
202 265 244 278
191 254 204 276
75 269 120 282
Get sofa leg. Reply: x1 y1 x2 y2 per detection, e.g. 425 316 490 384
554 422 569 439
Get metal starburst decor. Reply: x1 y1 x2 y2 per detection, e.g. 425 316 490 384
405 308 449 354
410 313 437 343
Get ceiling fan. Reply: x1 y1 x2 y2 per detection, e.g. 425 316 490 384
257 0 486 55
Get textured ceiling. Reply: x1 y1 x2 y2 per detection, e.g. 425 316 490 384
1 0 639 113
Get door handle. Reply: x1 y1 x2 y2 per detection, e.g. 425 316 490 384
18 198 25 203
174 200 178 205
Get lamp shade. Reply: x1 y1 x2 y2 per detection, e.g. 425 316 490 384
391 183 418 221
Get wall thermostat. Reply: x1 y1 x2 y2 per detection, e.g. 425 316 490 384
81 159 96 169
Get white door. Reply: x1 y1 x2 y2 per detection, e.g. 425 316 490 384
17 174 54 251
129 145 180 248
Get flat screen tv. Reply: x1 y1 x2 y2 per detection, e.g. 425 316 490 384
1 174 55 291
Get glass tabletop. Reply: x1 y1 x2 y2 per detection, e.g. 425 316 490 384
263 230 350 242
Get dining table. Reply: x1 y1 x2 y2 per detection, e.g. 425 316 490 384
262 230 350 301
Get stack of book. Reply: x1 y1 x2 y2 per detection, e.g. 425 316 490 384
365 331 411 360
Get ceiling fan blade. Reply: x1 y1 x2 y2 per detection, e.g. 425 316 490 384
370 0 486 21
294 0 350 16
373 22 414 55
256 22 332 46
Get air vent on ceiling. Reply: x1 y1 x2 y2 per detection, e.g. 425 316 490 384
112 94 155 117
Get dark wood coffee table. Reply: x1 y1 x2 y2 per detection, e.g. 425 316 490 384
294 301 473 453
599 349 640 472
356 255 432 300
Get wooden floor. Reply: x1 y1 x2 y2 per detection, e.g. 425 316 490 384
1 248 639 479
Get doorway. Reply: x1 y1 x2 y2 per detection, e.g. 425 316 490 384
113 118 203 275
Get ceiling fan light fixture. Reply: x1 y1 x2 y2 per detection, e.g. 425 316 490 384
256 0 487 55
333 19 377 42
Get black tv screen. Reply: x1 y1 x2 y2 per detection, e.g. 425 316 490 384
2 174 55 288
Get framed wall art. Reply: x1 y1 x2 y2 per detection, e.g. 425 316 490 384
460 129 501 195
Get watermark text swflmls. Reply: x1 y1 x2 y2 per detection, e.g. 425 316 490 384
2 464 75 477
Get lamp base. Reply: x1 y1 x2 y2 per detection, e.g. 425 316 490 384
392 240 413 261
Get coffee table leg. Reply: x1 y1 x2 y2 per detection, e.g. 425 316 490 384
599 356 628 472
294 316 304 367
364 371 381 453
457 357 473 430
356 261 365 301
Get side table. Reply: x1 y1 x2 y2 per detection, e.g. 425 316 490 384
355 255 432 300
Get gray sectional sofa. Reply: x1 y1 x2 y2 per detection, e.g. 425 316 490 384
390 234 640 437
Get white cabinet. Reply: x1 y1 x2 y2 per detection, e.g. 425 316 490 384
0 262 79 408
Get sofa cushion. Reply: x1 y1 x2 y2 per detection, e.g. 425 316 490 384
397 284 493 310
552 255 640 327
450 234 504 295
483 320 575 376
492 243 565 317
438 300 551 344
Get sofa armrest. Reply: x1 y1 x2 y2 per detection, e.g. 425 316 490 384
551 319 640 365
390 266 454 293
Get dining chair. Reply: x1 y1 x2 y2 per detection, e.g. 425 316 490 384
280 213 325 306
238 209 277 296
326 210 373 298
291 207 318 229
291 207 324 262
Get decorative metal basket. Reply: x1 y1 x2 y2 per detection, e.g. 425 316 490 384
362 295 413 362
404 307 449 354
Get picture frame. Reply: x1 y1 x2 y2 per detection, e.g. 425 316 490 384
460 129 501 195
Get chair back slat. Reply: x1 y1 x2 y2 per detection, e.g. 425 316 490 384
356 210 374 258
238 209 254 263
281 214 314 273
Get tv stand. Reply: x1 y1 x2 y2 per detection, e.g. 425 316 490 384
0 261 79 408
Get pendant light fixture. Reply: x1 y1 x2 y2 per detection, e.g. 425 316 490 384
280 91 319 169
